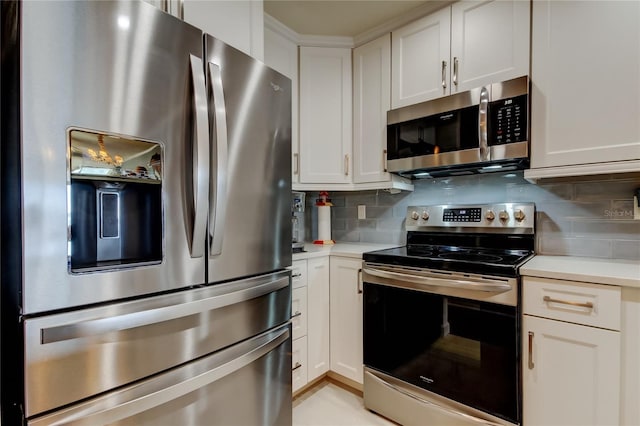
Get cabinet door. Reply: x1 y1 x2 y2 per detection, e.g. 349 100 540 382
291 286 308 340
353 34 392 184
264 27 299 183
391 7 451 108
299 47 352 184
183 0 263 60
522 315 621 426
530 0 640 169
306 256 330 381
292 336 308 394
450 0 530 93
329 257 364 384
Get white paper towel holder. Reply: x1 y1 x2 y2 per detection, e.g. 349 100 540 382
313 191 335 245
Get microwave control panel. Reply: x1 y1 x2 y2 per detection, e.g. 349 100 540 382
489 94 527 145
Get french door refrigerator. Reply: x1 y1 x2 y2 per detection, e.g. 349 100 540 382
0 1 293 424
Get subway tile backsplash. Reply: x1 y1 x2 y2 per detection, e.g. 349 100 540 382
303 171 640 260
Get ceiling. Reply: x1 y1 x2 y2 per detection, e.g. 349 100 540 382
264 0 448 37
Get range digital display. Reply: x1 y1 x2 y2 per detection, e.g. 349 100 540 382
443 208 482 222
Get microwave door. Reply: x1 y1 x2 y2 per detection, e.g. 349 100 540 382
18 1 207 315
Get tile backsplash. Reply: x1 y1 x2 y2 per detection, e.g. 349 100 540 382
303 171 640 260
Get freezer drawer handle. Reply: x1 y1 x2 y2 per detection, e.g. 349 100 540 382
40 276 289 344
363 266 512 293
32 326 290 426
189 54 210 258
208 62 229 258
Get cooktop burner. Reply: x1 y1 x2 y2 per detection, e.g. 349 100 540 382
363 203 536 278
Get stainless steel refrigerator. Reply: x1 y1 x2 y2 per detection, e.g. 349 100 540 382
0 1 293 424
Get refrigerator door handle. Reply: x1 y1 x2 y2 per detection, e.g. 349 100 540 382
40 276 289 344
207 62 228 257
189 54 210 258
30 325 290 426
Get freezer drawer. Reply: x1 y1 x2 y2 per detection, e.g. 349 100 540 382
29 324 292 426
24 270 291 418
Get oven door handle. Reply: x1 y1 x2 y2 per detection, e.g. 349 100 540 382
362 266 512 292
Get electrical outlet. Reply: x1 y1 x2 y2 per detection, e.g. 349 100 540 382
634 196 640 220
358 205 366 220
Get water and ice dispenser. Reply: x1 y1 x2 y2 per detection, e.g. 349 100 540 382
68 129 163 272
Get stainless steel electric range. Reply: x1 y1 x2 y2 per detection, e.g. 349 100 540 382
362 203 535 426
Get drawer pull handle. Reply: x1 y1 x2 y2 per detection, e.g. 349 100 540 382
292 311 302 319
543 295 594 310
528 332 534 370
292 362 302 372
292 273 302 278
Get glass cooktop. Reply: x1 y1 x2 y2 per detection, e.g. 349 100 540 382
363 244 534 278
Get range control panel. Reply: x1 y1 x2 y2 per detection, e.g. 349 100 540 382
406 203 535 233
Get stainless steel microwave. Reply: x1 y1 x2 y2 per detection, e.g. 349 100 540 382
386 76 529 178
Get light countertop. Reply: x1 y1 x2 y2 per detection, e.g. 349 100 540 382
292 242 401 261
521 255 640 288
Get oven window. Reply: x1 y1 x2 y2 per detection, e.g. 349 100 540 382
363 282 519 424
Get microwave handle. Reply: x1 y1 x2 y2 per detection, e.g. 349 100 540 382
478 85 490 161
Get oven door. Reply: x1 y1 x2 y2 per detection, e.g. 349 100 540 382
362 271 520 424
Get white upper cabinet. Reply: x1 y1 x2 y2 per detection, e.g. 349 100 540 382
526 0 640 180
299 47 353 184
391 7 450 108
391 0 530 108
353 34 392 184
143 0 264 59
450 0 530 93
264 24 299 183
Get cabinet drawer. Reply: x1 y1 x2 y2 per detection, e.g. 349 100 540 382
291 286 308 339
291 260 308 289
292 336 308 393
523 277 621 330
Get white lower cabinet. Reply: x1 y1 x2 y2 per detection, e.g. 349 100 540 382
292 335 308 393
329 256 364 384
522 277 621 425
291 286 307 340
306 256 330 382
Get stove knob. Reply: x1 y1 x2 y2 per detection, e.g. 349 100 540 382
499 210 510 221
421 211 430 221
411 211 419 220
485 210 496 221
514 209 526 222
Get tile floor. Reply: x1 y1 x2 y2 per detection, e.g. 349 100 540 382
293 380 397 426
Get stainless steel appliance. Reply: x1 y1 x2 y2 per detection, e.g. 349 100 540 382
1 1 292 424
291 191 306 252
362 203 535 426
386 76 529 178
